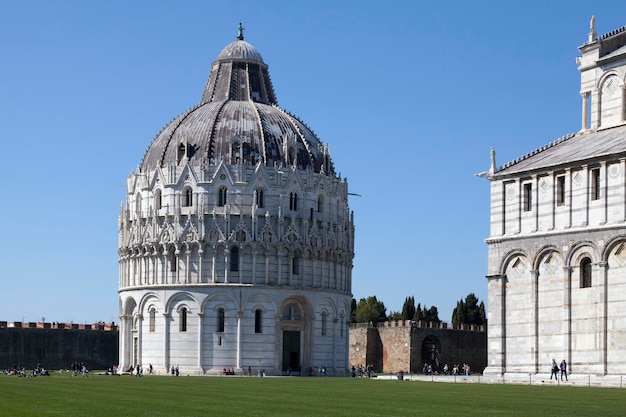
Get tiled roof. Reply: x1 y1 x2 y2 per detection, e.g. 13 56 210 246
493 124 626 177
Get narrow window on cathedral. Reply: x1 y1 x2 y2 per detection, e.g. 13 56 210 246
289 192 298 211
581 258 592 288
155 189 162 211
182 186 193 207
317 195 323 212
230 246 239 272
217 308 225 332
556 175 565 206
218 187 228 206
149 308 156 332
321 311 328 336
169 251 177 272
255 309 262 333
255 188 264 208
292 253 300 275
179 308 187 332
591 168 600 201
523 183 532 212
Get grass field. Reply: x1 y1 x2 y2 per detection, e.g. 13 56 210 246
1 373 625 416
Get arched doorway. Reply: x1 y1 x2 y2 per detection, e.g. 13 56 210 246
280 301 305 374
420 336 442 372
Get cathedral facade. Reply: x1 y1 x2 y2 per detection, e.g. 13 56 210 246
118 26 354 376
483 19 626 378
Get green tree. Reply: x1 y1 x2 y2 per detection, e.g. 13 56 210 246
350 298 358 323
354 296 387 323
452 293 486 326
387 311 403 321
401 296 416 321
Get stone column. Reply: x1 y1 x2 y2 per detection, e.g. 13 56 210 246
197 312 204 372
562 266 572 369
598 261 608 375
581 91 590 130
224 247 230 283
583 164 590 226
601 161 608 225
593 88 601 129
236 311 243 370
530 269 539 373
163 312 170 373
621 84 626 123
198 247 203 283
136 314 143 367
185 247 191 284
483 273 506 376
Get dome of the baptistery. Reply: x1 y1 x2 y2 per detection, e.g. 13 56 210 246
119 25 354 377
216 39 264 63
139 30 332 175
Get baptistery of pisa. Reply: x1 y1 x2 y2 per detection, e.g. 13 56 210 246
117 26 355 376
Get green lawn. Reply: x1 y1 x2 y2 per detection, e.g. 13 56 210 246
0 373 624 416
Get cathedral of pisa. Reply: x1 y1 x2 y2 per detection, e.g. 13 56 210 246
117 25 355 376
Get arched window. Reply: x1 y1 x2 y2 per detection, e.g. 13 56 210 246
149 307 156 332
218 187 228 207
282 303 301 320
317 195 323 212
231 142 241 164
217 308 225 332
230 246 239 272
289 192 298 211
182 187 193 207
179 307 187 332
255 188 264 208
255 309 262 333
321 311 328 336
155 189 162 211
169 248 177 272
581 257 592 288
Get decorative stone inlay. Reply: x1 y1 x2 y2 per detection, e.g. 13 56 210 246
573 171 583 185
506 184 516 201
609 164 620 178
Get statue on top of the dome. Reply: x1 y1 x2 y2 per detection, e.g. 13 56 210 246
237 22 245 41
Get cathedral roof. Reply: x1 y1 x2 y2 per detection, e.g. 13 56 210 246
493 124 626 177
139 26 332 175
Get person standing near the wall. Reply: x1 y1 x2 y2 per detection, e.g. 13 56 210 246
550 359 559 380
560 360 568 381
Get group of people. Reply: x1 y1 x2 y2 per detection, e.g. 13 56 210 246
70 362 89 377
2 364 49 377
550 359 568 381
440 363 471 376
350 364 374 378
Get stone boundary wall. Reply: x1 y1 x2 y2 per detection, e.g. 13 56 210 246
0 321 119 371
349 321 487 374
0 321 118 331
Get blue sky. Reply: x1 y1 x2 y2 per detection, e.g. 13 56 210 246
2 1 626 324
